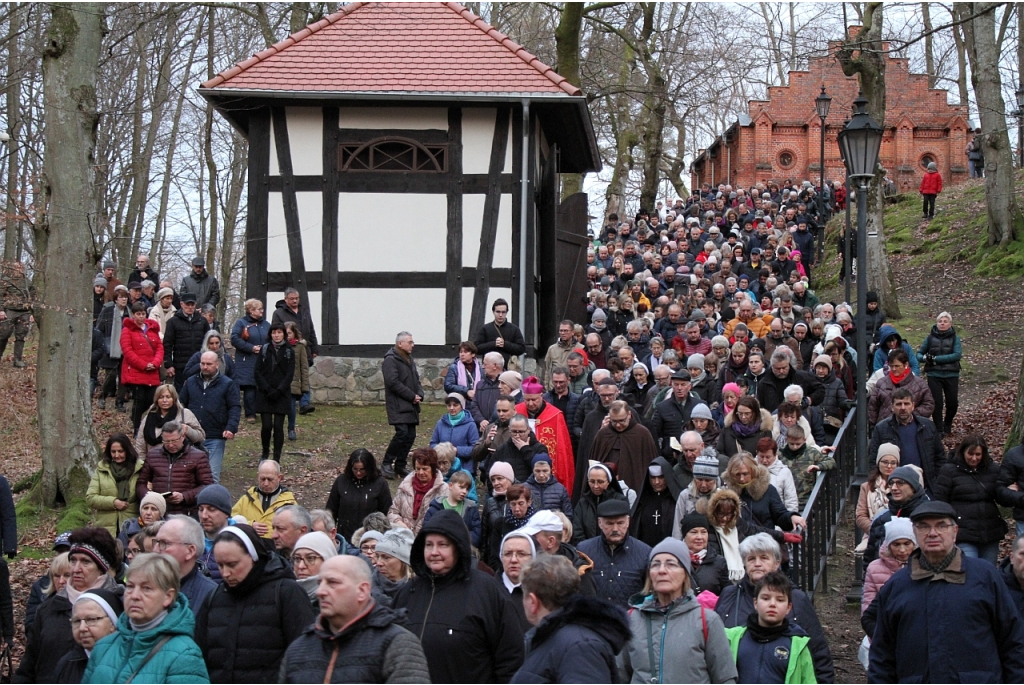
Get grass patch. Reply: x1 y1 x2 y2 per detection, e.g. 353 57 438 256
12 470 38 494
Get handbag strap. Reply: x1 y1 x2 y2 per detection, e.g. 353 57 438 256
125 635 173 684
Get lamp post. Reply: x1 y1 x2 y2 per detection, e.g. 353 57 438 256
1014 88 1024 170
814 86 832 263
838 93 883 480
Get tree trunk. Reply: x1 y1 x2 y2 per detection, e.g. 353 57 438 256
217 135 247 325
35 3 104 506
922 4 936 87
760 2 786 85
950 7 971 106
4 3 23 261
835 2 902 318
554 2 584 198
203 7 220 271
959 2 1022 246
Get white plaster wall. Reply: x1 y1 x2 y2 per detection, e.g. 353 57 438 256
286 107 323 176
460 287 513 341
462 193 513 270
337 193 447 272
461 109 514 175
266 192 324 272
339 289 446 345
338 107 448 130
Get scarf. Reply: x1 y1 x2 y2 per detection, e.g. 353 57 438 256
411 474 435 520
689 370 707 385
505 504 536 530
446 411 466 426
143 408 177 448
65 573 111 604
716 525 745 581
455 360 481 391
690 549 707 567
110 460 135 501
130 610 168 633
744 610 791 641
912 547 965 583
867 477 890 520
733 416 762 437
889 366 910 385
109 307 125 358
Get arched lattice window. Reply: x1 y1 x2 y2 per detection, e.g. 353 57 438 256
339 137 447 172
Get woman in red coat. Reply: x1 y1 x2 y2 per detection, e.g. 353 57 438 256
120 301 164 433
919 161 943 220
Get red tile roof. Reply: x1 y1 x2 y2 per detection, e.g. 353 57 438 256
201 2 581 97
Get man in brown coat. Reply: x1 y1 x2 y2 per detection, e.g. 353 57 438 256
589 400 659 493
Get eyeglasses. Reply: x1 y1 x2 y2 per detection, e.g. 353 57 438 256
501 550 532 560
912 522 955 534
152 538 184 550
291 553 324 567
650 560 684 571
70 616 110 628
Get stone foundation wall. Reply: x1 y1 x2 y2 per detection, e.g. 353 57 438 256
310 355 538 405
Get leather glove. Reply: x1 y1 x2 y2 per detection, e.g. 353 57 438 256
783 532 804 545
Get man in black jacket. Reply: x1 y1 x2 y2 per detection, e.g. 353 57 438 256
394 509 525 684
757 346 824 412
180 256 220 307
868 388 947 491
473 298 525 369
279 555 430 683
162 292 210 390
271 288 319 361
381 332 422 480
650 370 704 460
998 442 1024 539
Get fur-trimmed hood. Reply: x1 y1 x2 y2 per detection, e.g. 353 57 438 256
707 488 741 532
724 461 772 501
723 407 774 432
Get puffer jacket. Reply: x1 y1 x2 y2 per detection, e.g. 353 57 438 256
511 594 631 684
690 548 731 596
919 169 943 195
917 324 962 377
83 594 209 684
230 315 270 387
325 473 393 542
279 605 429 684
85 458 145 535
862 552 904 616
864 489 931 565
932 451 1011 545
717 577 834 683
387 471 448 534
382 347 422 425
867 370 934 425
119 317 163 386
817 370 849 426
621 593 738 684
577 533 651 607
162 309 210 373
255 342 295 415
429 411 480 461
716 409 774 458
136 444 214 516
525 474 573 517
195 554 314 684
393 509 526 684
481 492 509 569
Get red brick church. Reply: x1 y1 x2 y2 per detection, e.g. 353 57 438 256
689 37 969 194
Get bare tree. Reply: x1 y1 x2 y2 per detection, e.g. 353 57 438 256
34 2 104 507
836 2 902 318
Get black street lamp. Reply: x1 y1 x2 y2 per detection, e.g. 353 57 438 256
814 86 832 263
837 92 883 480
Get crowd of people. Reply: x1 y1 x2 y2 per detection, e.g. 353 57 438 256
3 177 1024 684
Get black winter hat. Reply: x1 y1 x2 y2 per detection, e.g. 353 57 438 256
866 291 879 304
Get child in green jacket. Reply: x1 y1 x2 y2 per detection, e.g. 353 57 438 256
725 571 816 684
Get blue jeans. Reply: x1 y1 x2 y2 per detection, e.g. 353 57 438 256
288 394 298 431
300 390 311 408
204 438 226 484
1017 520 1024 539
960 541 1000 565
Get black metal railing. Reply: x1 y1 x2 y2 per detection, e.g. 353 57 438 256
790 409 858 598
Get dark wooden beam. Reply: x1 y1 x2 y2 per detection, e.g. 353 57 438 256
469 106 512 337
511 105 523 338
271 107 311 308
337 128 449 145
266 269 512 292
245 108 271 303
267 173 512 194
445 107 463 345
318 343 541 359
322 107 340 345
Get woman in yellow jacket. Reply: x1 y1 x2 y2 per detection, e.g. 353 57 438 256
86 434 145 535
